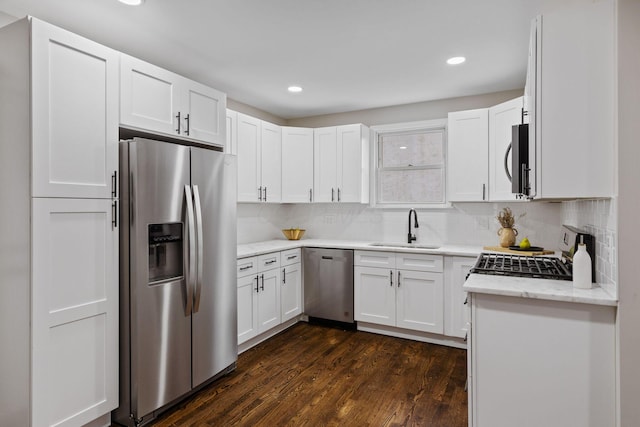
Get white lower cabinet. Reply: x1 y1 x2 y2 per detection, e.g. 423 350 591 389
281 249 302 322
469 293 616 427
32 198 118 427
443 256 476 338
354 251 444 334
237 249 303 346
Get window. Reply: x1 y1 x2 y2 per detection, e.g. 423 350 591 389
373 120 447 206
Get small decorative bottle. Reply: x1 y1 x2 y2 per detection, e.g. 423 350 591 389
572 236 592 289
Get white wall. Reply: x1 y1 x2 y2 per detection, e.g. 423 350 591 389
616 0 640 424
0 10 18 27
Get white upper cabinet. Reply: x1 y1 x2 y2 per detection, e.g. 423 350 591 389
260 121 282 203
314 124 369 204
236 113 281 203
528 1 614 199
237 113 262 202
282 127 314 203
226 109 238 155
488 97 524 202
447 109 489 201
120 54 226 146
31 18 119 199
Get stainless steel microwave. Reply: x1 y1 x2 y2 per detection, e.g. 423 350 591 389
510 123 531 198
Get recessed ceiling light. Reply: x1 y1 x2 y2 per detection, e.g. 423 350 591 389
399 146 407 150
446 56 466 65
288 85 303 93
118 0 144 5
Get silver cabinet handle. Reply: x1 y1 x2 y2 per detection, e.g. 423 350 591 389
258 186 263 201
239 264 253 271
111 200 118 229
309 188 313 202
282 268 286 284
176 111 181 134
287 255 297 260
390 270 393 287
338 188 341 202
192 185 204 313
260 274 265 291
482 183 486 200
331 188 335 202
397 270 401 287
265 259 277 265
254 275 259 293
185 113 190 136
263 187 267 202
184 185 195 316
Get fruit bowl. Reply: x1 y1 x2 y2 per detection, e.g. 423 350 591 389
282 228 305 240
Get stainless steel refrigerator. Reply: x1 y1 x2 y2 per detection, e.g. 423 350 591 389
113 138 237 426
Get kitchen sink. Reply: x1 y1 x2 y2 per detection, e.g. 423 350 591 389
369 242 440 250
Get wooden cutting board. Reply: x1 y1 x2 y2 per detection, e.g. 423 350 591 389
483 246 556 256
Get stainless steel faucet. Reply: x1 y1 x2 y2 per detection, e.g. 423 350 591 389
408 209 419 243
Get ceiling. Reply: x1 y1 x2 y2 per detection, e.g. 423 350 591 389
0 0 540 119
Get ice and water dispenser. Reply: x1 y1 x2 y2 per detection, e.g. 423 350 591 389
148 223 184 283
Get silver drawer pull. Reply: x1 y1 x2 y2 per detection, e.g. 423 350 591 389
239 265 253 271
287 255 297 260
265 259 277 265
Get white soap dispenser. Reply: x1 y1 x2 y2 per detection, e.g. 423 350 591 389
572 235 592 289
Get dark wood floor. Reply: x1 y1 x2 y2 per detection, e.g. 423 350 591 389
150 323 468 426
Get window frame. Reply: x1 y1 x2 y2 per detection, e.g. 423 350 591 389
370 119 451 209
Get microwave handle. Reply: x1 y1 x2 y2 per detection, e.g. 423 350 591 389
504 143 512 182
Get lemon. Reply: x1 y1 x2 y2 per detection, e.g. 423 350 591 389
519 237 531 249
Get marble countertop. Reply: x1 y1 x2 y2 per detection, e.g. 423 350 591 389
464 273 618 307
237 238 484 259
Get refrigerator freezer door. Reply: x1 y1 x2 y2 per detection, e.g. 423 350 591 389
190 148 238 387
128 139 192 418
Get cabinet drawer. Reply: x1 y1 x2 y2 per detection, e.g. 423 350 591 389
258 252 281 270
237 256 258 277
396 253 443 272
354 250 396 268
281 248 301 266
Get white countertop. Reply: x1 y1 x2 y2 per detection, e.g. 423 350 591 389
464 273 618 307
237 238 484 259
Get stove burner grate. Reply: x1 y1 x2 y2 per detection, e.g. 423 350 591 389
470 253 572 281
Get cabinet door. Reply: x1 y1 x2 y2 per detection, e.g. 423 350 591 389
354 266 396 327
396 270 444 334
282 127 314 203
488 97 523 202
237 274 258 344
237 113 261 202
281 263 302 322
257 268 281 333
444 256 475 338
314 127 338 202
182 78 226 146
31 198 118 427
447 109 489 201
338 124 369 203
260 121 282 203
31 19 118 199
120 54 179 137
226 109 238 155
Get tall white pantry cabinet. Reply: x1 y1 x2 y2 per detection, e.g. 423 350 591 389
0 17 118 427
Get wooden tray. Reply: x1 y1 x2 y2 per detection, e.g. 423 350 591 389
483 246 555 256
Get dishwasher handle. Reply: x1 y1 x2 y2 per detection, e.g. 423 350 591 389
321 256 333 260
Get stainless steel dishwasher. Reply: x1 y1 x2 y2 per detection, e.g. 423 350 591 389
303 248 355 327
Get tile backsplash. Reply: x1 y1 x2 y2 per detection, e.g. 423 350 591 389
561 198 617 287
238 201 563 251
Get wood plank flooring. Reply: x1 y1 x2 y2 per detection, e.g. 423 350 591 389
149 323 468 426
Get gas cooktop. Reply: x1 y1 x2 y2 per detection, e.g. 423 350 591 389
470 253 572 281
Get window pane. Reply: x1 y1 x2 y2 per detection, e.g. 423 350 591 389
379 168 444 203
380 131 444 168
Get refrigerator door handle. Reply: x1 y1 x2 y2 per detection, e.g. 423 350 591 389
192 184 204 313
184 185 195 316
